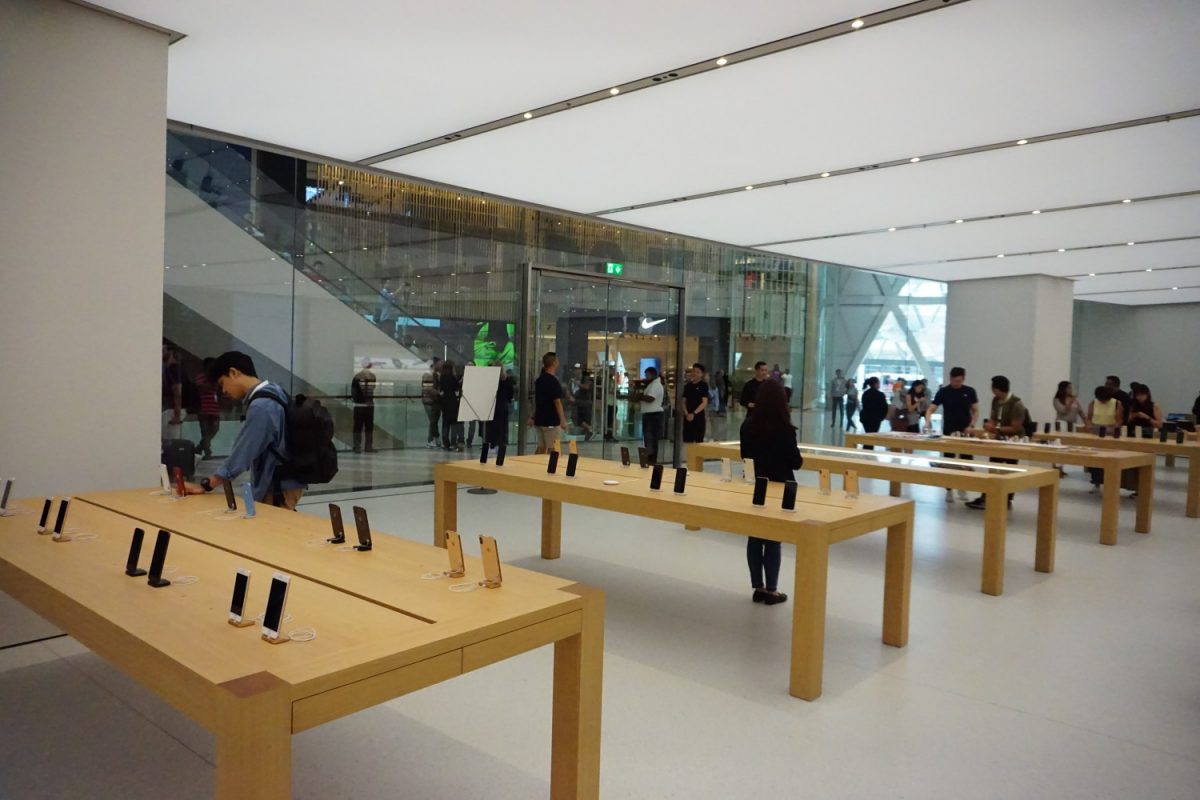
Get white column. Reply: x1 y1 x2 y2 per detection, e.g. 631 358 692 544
0 0 170 496
945 275 1074 426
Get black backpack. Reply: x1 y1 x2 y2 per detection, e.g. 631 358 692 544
250 392 339 485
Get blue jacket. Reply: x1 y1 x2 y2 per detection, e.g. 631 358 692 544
215 382 306 501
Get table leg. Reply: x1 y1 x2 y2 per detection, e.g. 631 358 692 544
889 481 901 497
790 534 830 700
552 585 604 800
684 452 704 530
433 478 457 548
1135 464 1154 533
1099 467 1120 546
1165 455 1175 469
981 490 1007 596
215 673 291 800
1188 457 1200 518
1035 482 1057 574
883 512 912 647
542 499 563 559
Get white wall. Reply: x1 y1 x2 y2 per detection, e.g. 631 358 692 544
0 0 169 496
945 275 1074 424
1073 301 1200 414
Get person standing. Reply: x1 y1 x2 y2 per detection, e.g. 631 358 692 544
1086 385 1124 433
906 380 931 433
740 361 769 413
709 368 723 415
637 366 666 463
781 368 794 404
438 360 463 452
844 378 860 431
926 367 980 502
887 378 910 432
193 357 221 460
829 369 847 428
351 360 377 453
530 352 568 454
859 377 888 439
161 344 183 439
603 365 619 442
1105 376 1131 417
682 363 710 446
486 365 514 448
574 370 595 441
421 357 442 449
739 380 801 605
1053 381 1085 428
965 375 1027 510
376 278 395 335
1126 384 1163 431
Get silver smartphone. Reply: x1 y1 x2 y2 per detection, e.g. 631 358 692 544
261 572 291 641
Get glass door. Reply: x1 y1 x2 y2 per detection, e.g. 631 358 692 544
522 267 685 465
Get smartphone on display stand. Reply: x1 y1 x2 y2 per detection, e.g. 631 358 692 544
781 480 798 512
565 452 579 478
720 458 733 482
479 535 503 588
743 459 756 484
818 469 832 496
672 467 687 495
222 479 237 512
1067 422 1075 433
568 438 578 455
229 569 252 625
620 447 631 467
1043 422 1051 434
241 482 256 517
0 478 13 513
1113 427 1121 439
495 444 507 466
261 572 291 642
844 470 860 500
637 448 649 469
547 450 560 475
327 504 346 544
445 530 465 577
147 529 171 588
352 506 373 551
51 498 71 540
1177 430 1186 444
649 465 664 491
1098 426 1107 438
752 477 768 506
37 497 53 533
125 527 147 576
1159 428 1168 443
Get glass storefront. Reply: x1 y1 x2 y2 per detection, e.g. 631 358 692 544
161 127 946 494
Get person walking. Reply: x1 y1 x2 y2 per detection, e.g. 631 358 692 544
422 357 442 449
486 366 514 448
637 366 666 463
574 370 595 441
859 377 888 440
682 363 710 446
830 369 847 427
438 360 463 452
781 368 794 404
193 357 221 460
887 378 910 432
530 352 568 454
926 367 979 501
844 378 860 431
375 278 396 335
740 361 769 413
351 359 377 453
739 380 801 605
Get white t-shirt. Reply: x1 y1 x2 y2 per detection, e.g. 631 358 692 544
640 377 663 409
782 372 794 389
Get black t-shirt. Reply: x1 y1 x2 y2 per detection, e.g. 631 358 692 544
932 384 979 433
534 371 563 426
740 378 763 409
683 380 709 413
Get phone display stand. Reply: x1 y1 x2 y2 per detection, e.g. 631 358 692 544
478 577 502 590
147 576 171 589
261 632 289 645
228 618 255 629
0 509 14 518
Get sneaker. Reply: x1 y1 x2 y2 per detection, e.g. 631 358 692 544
965 497 986 510
945 489 954 503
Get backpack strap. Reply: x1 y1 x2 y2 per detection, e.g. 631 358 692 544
247 390 289 464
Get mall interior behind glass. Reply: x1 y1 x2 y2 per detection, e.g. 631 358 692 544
3 2 1199 799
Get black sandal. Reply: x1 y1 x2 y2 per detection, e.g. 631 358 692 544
752 589 768 603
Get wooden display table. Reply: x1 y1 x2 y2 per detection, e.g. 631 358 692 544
3 496 602 800
434 455 914 701
845 432 1155 546
1030 431 1199 518
686 441 1058 596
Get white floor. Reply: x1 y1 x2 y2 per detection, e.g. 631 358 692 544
2 461 1198 799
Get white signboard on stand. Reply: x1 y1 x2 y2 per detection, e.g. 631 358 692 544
459 365 500 423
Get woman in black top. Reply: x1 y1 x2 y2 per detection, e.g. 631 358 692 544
739 380 802 605
487 368 514 447
682 363 710 443
859 377 889 444
438 361 463 451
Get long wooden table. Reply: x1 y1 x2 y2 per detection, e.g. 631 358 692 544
434 455 914 701
845 432 1155 547
686 441 1058 596
1030 431 1199 518
2 494 603 800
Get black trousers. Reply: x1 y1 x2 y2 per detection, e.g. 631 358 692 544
747 537 782 591
353 405 374 450
642 411 664 463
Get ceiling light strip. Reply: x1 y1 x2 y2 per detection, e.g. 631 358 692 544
750 190 1200 247
594 108 1200 216
357 0 973 165
878 235 1200 269
1075 285 1199 296
1068 263 1200 280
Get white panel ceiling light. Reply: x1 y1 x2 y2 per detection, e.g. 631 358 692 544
90 0 1200 303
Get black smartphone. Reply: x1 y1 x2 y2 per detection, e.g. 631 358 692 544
1055 421 1062 432
1067 422 1075 432
479 443 489 464
1140 427 1152 439
620 446 631 467
672 467 687 494
565 452 579 478
649 464 664 491
1126 424 1136 438
547 450 560 474
1043 422 1051 434
125 527 147 576
147 529 171 588
352 505 372 551
327 503 345 544
752 476 768 506
1113 426 1121 439
52 498 71 537
0 478 12 511
637 447 649 469
261 573 290 641
37 497 53 533
782 480 798 511
1176 430 1185 444
1099 426 1107 438
229 569 251 623
1159 428 1168 443
222 479 237 511
495 444 507 466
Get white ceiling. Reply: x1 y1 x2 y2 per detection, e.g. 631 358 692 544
95 0 1200 304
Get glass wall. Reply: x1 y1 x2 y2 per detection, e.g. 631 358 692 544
161 126 942 494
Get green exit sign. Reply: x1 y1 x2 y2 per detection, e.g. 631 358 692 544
605 262 624 275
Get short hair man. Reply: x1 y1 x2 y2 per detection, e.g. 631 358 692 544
530 351 567 454
638 366 666 463
1104 375 1131 415
926 367 980 502
965 375 1027 511
740 361 770 412
185 351 307 509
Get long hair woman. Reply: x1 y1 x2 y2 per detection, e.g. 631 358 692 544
738 379 802 605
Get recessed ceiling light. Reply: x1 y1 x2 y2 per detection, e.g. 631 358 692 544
523 112 533 119
361 247 368 250
1057 248 1066 252
609 87 620 96
1088 272 1096 276
1146 268 1153 272
954 219 964 224
744 185 754 191
715 57 728 66
909 157 920 163
337 180 344 185
851 19 865 29
820 172 831 178
997 254 1005 258
1016 139 1028 145
1031 209 1041 214
1122 198 1131 203
1172 286 1179 290
887 227 896 232
1127 242 1135 246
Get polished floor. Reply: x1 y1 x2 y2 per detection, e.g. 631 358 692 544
2 457 1198 798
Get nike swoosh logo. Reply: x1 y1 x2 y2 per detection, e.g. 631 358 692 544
640 318 667 330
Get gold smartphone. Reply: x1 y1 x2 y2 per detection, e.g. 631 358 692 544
568 438 578 455
445 530 466 577
479 535 503 588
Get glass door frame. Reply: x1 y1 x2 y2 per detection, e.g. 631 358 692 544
518 263 688 465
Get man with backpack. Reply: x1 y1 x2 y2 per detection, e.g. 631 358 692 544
185 351 336 509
